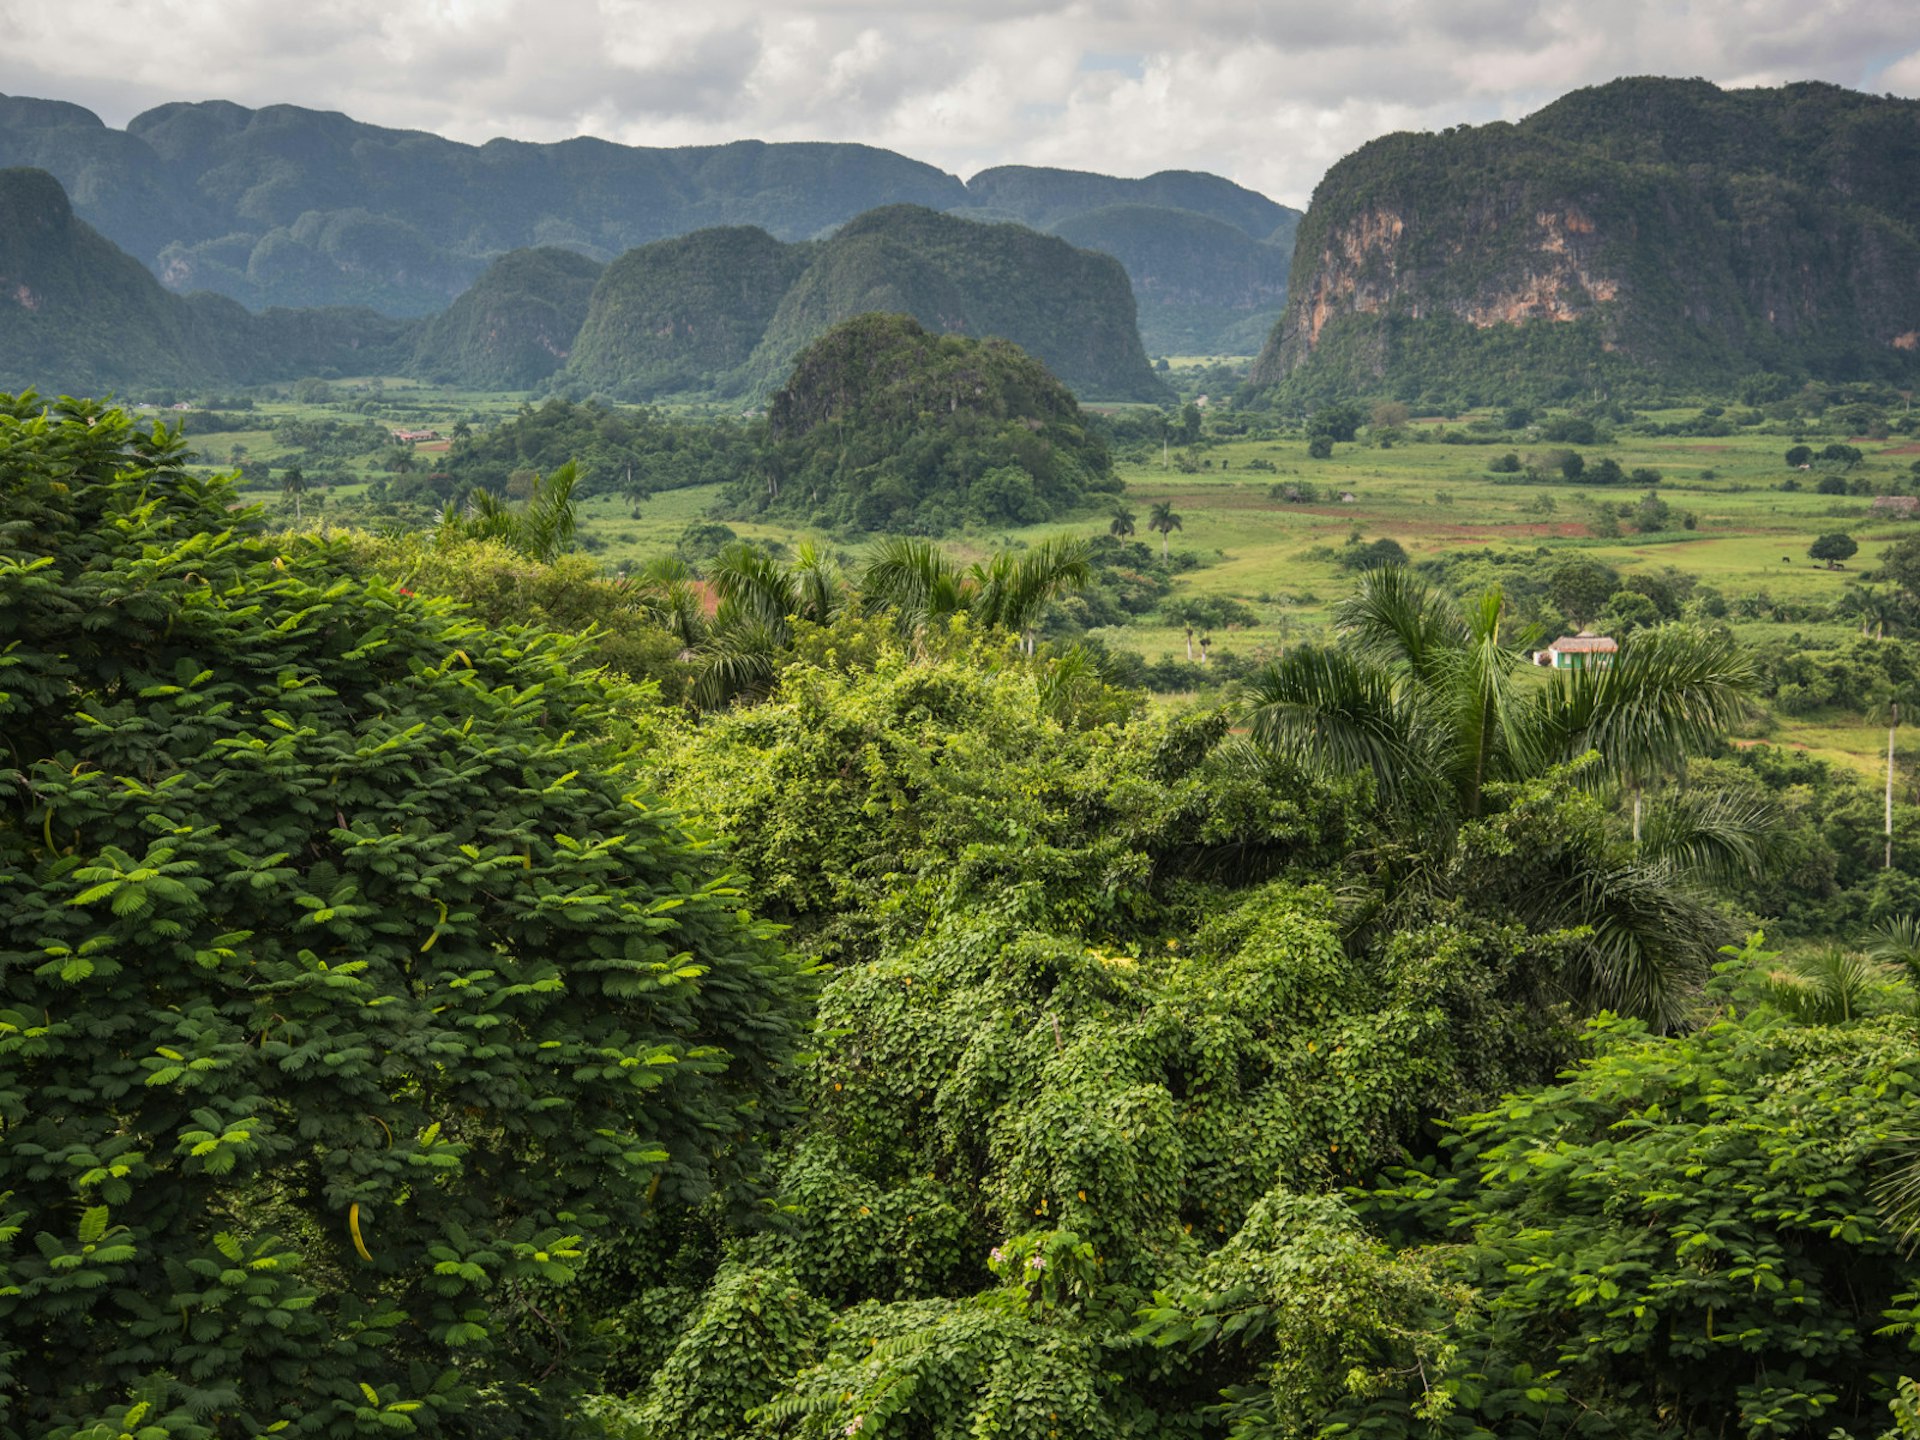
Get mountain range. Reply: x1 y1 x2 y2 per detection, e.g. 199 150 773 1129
0 94 1299 357
0 168 1165 401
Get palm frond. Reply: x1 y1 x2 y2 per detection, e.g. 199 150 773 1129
1333 565 1467 681
790 541 844 626
1543 856 1724 1032
860 536 963 633
1240 646 1432 812
689 616 785 710
1867 916 1920 983
1638 788 1777 884
1525 622 1755 785
1763 946 1895 1024
971 536 1092 633
710 542 799 637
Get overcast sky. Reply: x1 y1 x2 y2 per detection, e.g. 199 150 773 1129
3 0 1917 207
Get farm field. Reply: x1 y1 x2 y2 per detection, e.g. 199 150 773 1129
183 383 1920 773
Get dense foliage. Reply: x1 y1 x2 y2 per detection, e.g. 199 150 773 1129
0 396 808 1435
743 313 1122 533
437 397 762 503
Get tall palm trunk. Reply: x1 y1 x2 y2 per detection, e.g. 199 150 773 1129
1889 702 1900 869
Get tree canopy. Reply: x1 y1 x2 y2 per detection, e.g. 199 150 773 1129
0 395 808 1436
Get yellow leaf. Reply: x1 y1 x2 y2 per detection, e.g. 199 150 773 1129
349 1203 372 1262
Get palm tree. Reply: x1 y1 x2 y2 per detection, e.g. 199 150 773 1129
1241 565 1758 1028
282 467 306 522
439 462 580 564
1109 505 1137 540
1147 501 1183 560
861 536 1090 654
692 541 845 708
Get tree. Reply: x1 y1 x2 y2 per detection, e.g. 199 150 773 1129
1108 504 1136 539
1811 531 1860 569
1548 556 1620 626
281 465 306 520
438 461 580 563
1148 500 1184 560
1307 434 1334 460
1786 443 1814 467
0 395 808 1436
860 535 1091 653
1560 450 1586 481
1309 404 1362 443
1241 567 1757 1026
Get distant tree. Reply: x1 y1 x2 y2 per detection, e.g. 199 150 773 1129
1877 536 1920 600
1309 404 1363 443
1588 457 1626 485
1148 500 1184 560
1629 467 1664 486
1308 435 1334 460
1369 400 1411 433
1821 443 1864 469
1549 557 1620 625
1109 504 1137 539
1810 532 1860 569
1632 490 1674 533
280 466 306 521
1785 444 1814 467
1489 452 1522 473
1560 451 1587 481
1173 403 1203 445
1601 588 1663 633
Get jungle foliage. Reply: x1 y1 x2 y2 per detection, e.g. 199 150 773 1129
0 395 809 1436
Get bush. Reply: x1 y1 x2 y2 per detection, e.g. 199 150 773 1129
0 396 807 1436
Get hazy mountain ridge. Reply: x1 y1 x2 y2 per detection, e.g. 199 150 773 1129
557 205 1165 402
0 93 1297 353
1247 77 1920 402
0 168 1162 403
0 166 407 394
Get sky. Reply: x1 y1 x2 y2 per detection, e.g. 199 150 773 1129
2 0 1918 207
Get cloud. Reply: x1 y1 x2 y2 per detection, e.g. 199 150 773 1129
1 0 1916 206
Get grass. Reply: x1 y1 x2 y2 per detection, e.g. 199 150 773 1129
206 378 1920 771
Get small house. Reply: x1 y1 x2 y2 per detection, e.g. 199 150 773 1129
1534 634 1618 670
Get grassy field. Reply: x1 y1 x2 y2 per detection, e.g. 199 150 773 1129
191 381 1918 772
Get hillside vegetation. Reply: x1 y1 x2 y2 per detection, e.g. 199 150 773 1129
564 206 1168 402
1250 77 1920 406
739 312 1122 531
0 166 408 393
406 247 603 390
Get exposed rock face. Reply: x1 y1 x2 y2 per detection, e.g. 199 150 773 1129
1249 78 1920 400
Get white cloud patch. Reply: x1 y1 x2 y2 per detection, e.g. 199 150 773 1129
1 0 1916 206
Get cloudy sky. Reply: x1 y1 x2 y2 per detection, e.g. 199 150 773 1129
3 0 1917 206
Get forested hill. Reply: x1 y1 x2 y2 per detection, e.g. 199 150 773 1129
1246 77 1920 405
562 205 1169 403
0 92 1296 353
0 166 407 393
740 312 1122 531
406 247 604 390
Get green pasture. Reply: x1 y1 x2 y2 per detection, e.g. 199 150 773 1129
205 380 1920 772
